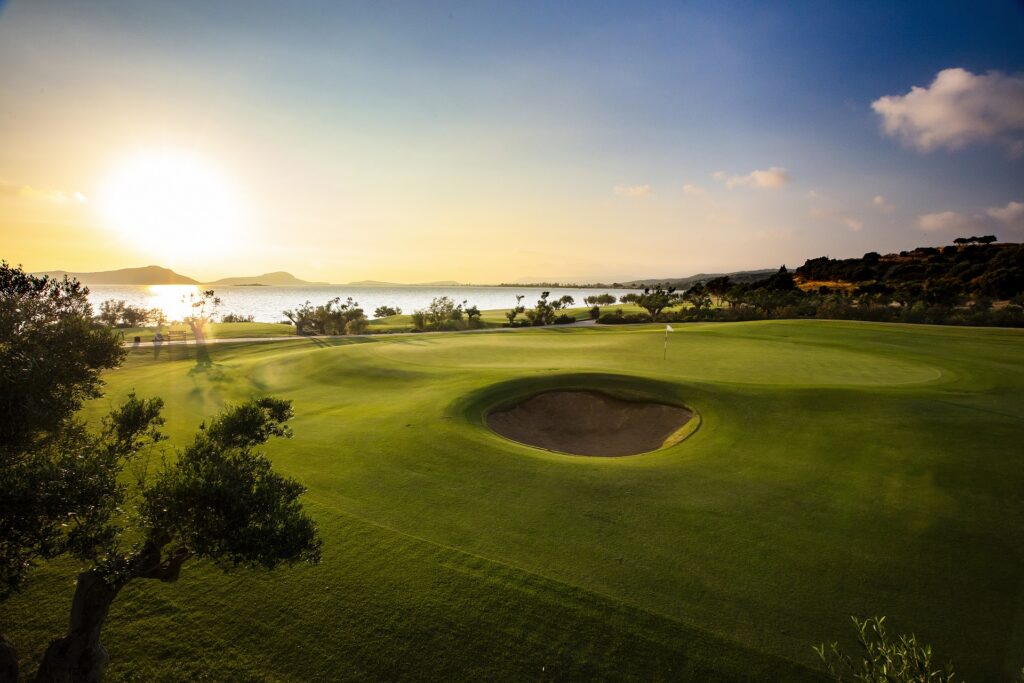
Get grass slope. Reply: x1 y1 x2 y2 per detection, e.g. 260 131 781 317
4 321 1023 680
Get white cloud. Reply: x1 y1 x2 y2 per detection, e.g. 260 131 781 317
682 183 706 195
872 68 1024 156
917 211 978 233
614 184 652 198
872 195 894 213
714 167 790 189
987 200 1024 224
0 179 87 204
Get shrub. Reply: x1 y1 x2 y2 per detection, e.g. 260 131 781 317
815 616 956 682
221 313 255 323
598 309 648 324
96 299 155 328
282 297 367 335
345 317 369 335
373 305 401 318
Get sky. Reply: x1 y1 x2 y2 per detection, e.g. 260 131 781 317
1 0 1023 284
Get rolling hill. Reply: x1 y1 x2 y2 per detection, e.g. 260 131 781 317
34 265 199 285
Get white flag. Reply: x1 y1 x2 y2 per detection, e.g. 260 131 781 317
665 325 674 332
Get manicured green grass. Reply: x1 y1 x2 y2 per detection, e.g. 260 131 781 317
5 320 1023 680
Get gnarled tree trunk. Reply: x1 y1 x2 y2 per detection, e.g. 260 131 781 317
1 631 18 683
34 570 119 683
34 541 189 683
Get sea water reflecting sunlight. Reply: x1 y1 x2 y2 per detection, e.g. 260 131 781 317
140 285 203 322
85 284 640 323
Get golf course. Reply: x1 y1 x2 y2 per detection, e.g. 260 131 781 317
4 319 1022 681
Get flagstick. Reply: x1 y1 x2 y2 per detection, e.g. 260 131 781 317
663 327 668 360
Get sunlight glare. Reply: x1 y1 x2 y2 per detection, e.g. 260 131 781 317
99 150 243 259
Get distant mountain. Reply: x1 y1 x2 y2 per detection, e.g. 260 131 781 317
34 265 199 285
507 269 778 289
209 271 329 286
622 269 777 289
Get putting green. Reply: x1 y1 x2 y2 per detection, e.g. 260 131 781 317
4 320 1023 681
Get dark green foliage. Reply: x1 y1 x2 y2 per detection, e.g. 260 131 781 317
584 293 616 307
795 242 1023 300
0 394 165 600
598 308 649 324
283 297 367 335
0 263 125 457
621 286 682 320
683 282 712 313
34 397 320 681
505 294 526 326
373 305 402 318
705 276 732 298
221 312 255 323
522 292 575 326
411 296 482 331
0 263 134 597
762 265 796 291
815 616 956 682
96 299 154 328
142 398 321 571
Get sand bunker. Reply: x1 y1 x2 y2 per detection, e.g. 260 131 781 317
486 390 693 456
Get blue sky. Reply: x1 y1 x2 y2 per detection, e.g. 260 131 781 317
1 0 1022 281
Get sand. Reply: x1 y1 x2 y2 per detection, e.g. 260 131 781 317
485 390 692 456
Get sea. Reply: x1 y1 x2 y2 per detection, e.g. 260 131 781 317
85 284 639 323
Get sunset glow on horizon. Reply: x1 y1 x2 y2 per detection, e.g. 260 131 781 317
1 1 1023 284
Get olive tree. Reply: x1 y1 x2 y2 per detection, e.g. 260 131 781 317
35 397 322 682
620 287 681 321
0 264 321 681
0 263 131 677
183 289 221 341
815 616 956 682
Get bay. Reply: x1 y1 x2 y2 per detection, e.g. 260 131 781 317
85 284 639 323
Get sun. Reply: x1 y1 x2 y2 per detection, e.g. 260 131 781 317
98 149 243 259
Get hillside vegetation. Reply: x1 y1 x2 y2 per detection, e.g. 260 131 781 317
795 240 1022 299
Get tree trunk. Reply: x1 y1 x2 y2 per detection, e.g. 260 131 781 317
34 571 119 683
33 541 188 683
0 631 18 683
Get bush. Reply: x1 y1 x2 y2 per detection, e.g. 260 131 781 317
96 299 155 328
221 313 255 323
373 305 401 318
598 309 649 324
282 297 367 335
411 297 483 331
815 616 956 682
344 317 369 335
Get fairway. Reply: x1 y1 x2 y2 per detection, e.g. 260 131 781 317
5 320 1023 680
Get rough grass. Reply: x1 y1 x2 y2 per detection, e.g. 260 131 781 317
4 320 1023 680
